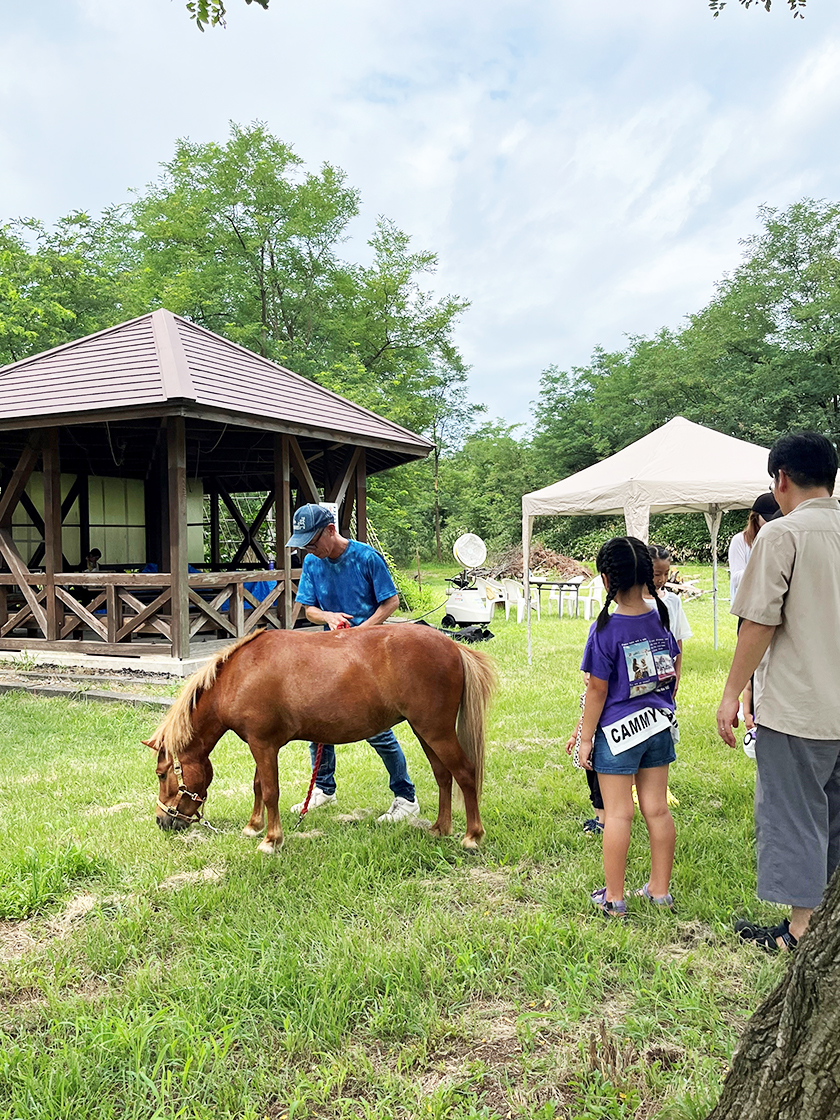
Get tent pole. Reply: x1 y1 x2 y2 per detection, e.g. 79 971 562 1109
704 505 722 651
523 512 532 665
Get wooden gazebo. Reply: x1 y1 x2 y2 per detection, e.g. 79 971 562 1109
0 309 432 662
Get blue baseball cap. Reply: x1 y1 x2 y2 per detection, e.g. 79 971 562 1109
286 503 335 548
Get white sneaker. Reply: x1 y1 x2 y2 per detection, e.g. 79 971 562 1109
290 788 337 814
377 796 421 823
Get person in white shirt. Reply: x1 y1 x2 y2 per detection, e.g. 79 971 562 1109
727 493 781 600
647 546 692 694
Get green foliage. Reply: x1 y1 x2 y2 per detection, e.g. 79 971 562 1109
0 845 102 920
709 0 805 16
0 212 139 366
187 0 269 31
437 421 532 556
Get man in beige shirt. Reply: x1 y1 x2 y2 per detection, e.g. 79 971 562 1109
717 431 840 952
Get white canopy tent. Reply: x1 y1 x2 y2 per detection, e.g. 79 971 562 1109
521 416 774 658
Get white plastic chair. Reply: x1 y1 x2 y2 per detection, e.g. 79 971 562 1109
547 584 562 617
556 576 585 618
501 578 540 623
576 576 605 620
476 576 505 612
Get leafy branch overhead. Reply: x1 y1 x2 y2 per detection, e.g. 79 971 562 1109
186 0 269 32
709 0 805 16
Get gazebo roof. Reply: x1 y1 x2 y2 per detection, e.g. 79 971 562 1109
0 309 433 461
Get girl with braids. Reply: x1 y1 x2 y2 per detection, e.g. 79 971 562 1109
574 537 680 918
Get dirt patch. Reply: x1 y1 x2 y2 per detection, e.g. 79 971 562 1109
287 830 324 841
0 921 36 961
49 892 99 930
0 986 46 1014
0 892 108 962
84 801 136 816
335 809 373 822
158 867 223 891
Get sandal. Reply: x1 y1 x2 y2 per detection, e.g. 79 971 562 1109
635 883 674 909
734 917 798 953
582 818 604 835
590 887 627 919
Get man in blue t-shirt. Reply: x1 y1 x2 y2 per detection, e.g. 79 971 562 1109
285 503 420 823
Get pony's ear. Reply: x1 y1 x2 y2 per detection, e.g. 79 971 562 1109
142 738 159 751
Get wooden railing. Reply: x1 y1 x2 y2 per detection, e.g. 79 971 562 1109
0 568 301 657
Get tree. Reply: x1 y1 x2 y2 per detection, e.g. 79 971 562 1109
437 421 533 554
425 370 484 561
707 864 840 1120
0 211 138 366
186 0 269 32
709 0 806 17
130 122 361 373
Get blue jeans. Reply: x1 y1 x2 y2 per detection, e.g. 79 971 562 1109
309 728 415 801
592 726 676 776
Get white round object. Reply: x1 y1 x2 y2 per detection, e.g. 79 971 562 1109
453 533 487 568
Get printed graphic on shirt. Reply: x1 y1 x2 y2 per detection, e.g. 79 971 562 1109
622 638 676 698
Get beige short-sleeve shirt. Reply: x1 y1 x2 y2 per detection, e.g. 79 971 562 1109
731 497 840 739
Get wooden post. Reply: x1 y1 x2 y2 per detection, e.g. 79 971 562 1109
275 434 293 629
42 429 63 640
209 478 221 569
355 449 367 542
78 473 90 566
167 417 190 660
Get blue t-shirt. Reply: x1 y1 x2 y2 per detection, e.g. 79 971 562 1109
581 608 680 727
295 540 398 627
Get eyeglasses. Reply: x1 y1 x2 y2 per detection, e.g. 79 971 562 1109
303 529 324 551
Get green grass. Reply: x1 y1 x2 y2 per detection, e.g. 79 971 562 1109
0 566 787 1119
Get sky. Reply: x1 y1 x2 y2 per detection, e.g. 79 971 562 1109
2 0 840 427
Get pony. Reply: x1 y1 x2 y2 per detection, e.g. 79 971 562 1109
146 624 497 853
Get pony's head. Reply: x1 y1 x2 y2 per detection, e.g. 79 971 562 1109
145 729 213 831
145 630 265 832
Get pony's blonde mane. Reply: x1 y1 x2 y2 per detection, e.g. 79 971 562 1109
148 629 265 759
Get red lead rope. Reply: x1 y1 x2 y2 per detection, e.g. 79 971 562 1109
296 620 350 828
297 741 325 826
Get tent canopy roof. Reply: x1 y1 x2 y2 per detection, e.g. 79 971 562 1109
522 417 772 520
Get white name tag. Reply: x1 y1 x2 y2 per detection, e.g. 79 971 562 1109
601 706 675 756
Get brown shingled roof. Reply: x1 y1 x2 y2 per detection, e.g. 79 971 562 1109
0 309 433 460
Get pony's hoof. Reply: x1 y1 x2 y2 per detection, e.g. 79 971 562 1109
257 838 284 855
242 825 264 838
460 834 482 851
428 823 452 839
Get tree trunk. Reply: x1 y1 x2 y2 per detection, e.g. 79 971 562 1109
707 865 840 1120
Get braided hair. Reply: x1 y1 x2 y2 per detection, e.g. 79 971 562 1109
594 536 671 633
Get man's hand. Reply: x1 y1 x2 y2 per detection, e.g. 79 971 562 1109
305 605 353 630
323 611 353 631
716 693 740 748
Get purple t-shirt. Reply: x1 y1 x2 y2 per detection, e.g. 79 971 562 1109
580 608 680 727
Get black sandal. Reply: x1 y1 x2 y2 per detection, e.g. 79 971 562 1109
734 916 798 953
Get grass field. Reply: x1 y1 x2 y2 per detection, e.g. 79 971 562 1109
0 565 789 1120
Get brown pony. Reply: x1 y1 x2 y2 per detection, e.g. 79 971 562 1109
146 624 497 853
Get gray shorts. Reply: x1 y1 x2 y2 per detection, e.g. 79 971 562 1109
755 725 840 909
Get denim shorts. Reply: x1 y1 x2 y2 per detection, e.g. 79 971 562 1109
592 726 676 776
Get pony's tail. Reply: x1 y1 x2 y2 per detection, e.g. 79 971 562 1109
456 646 498 800
145 629 265 758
